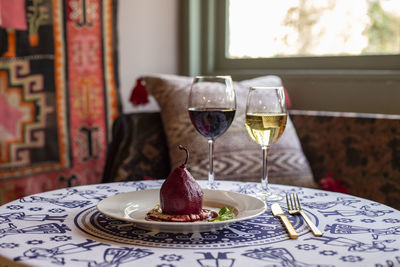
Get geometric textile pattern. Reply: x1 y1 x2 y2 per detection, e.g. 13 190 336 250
291 110 400 210
143 74 316 188
0 0 119 204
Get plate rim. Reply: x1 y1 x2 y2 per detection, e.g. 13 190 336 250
96 188 267 227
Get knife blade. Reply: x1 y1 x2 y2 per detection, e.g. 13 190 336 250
271 203 298 239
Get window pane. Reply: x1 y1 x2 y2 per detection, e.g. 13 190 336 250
228 0 400 59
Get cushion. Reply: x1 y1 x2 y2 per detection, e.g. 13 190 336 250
143 74 316 188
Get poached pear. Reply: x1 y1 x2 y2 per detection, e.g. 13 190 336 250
160 145 204 215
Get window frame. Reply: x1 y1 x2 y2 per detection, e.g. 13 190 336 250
180 0 400 115
181 0 400 78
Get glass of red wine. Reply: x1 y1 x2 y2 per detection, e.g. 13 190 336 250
188 76 236 189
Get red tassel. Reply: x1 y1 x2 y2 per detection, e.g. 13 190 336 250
130 78 149 106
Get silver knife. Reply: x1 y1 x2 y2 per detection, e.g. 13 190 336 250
271 203 298 239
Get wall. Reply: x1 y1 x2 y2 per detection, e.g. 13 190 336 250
118 0 179 113
282 73 400 115
231 71 400 115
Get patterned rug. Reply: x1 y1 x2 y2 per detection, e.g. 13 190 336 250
0 0 120 204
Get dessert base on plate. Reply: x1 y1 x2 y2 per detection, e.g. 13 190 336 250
96 189 267 232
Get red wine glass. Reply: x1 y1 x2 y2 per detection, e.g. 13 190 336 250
188 76 236 189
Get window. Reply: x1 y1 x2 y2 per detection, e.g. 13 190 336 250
181 0 400 75
228 0 400 59
181 0 400 114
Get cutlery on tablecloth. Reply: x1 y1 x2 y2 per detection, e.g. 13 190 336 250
271 203 298 239
286 193 323 237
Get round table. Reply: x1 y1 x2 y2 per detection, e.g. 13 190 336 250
0 180 399 267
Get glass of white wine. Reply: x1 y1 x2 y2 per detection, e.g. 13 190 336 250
245 86 287 201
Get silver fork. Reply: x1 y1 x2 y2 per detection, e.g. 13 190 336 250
286 193 323 236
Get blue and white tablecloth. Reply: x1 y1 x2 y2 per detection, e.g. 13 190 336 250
0 180 399 267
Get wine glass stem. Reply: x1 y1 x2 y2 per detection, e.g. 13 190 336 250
208 139 215 189
262 146 270 192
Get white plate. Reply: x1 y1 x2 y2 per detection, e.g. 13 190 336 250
96 189 267 232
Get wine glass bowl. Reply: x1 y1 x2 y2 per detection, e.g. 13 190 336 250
188 108 236 140
245 86 287 201
188 76 236 189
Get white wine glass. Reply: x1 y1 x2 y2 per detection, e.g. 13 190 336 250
245 86 287 201
188 76 236 189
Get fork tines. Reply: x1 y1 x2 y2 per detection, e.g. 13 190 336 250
286 193 301 211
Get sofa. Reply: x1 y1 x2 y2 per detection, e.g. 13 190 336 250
290 110 400 210
102 74 400 210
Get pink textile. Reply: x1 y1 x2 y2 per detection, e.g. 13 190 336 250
0 0 27 30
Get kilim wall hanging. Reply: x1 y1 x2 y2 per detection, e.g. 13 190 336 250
0 0 120 204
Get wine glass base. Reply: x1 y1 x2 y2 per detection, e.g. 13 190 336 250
252 191 283 202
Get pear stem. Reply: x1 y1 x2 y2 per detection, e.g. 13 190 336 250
178 145 189 165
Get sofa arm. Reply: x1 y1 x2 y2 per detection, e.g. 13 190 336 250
290 110 400 209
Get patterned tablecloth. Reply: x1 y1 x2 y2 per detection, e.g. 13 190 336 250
0 180 399 267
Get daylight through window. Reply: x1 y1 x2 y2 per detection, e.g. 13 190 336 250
228 0 400 59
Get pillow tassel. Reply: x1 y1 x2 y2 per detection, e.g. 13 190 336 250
130 78 149 105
